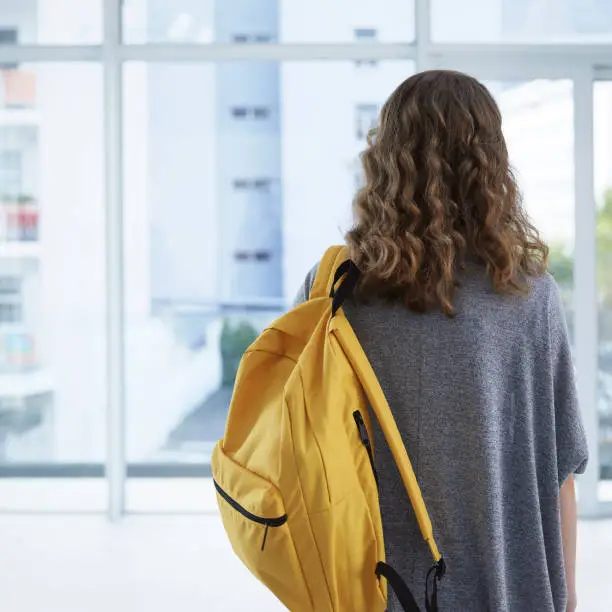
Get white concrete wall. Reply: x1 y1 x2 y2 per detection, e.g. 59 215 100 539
36 0 101 44
37 63 106 461
280 0 415 42
144 63 217 303
123 64 151 319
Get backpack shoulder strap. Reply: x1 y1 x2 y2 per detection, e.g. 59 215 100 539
329 314 444 569
309 245 348 300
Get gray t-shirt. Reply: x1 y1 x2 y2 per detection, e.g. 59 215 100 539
295 260 588 612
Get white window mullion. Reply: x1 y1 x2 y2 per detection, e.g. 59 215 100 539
103 0 125 523
415 0 433 72
0 45 102 63
573 69 600 518
118 42 417 63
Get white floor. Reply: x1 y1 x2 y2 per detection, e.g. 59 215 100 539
0 514 610 612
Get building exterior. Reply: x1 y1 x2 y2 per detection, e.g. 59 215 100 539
0 0 611 466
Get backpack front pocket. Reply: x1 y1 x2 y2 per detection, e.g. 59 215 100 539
213 479 287 551
212 445 313 610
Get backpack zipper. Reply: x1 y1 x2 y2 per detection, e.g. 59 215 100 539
213 479 288 551
353 410 379 487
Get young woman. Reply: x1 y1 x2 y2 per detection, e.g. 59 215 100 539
296 71 588 611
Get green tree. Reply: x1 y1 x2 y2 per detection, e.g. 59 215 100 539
598 188 612 307
547 187 612 305
548 243 574 288
220 319 258 387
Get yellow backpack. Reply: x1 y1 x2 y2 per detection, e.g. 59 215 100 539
212 246 445 611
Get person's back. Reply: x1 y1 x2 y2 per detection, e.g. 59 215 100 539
345 266 586 611
297 71 588 611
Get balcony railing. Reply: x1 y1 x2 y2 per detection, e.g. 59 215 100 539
0 327 37 373
0 200 39 242
0 69 37 109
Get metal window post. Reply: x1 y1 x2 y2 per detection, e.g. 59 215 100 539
573 69 599 518
103 0 126 522
415 0 432 72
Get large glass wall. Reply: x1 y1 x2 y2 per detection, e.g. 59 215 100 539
431 0 612 43
490 80 575 333
0 0 609 517
122 59 414 510
0 59 106 511
122 0 416 44
594 80 612 500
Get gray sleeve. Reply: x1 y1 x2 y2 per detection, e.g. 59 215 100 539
548 279 589 486
293 263 320 307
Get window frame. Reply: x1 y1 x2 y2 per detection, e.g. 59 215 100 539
0 0 608 520
0 150 23 195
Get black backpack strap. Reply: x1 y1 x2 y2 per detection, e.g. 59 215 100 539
330 259 360 315
375 559 445 612
310 246 347 299
376 562 421 612
425 559 446 612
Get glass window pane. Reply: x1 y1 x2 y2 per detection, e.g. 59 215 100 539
123 60 414 509
432 0 612 43
0 0 102 45
488 80 575 332
122 0 415 44
594 81 612 500
0 63 105 510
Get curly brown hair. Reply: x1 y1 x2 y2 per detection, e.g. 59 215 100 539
346 70 548 316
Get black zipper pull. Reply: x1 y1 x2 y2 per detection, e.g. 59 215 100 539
353 411 379 487
261 522 270 551
354 411 366 440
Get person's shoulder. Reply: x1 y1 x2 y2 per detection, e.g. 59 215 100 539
293 261 320 306
527 271 565 309
304 262 320 298
524 271 567 330
528 271 558 300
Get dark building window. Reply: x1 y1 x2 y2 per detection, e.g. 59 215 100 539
230 106 271 120
0 276 20 293
354 28 377 40
0 28 18 69
231 33 274 44
253 107 270 119
0 276 22 324
0 303 21 323
354 27 378 67
253 178 271 191
0 150 23 195
232 178 273 192
233 250 272 262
